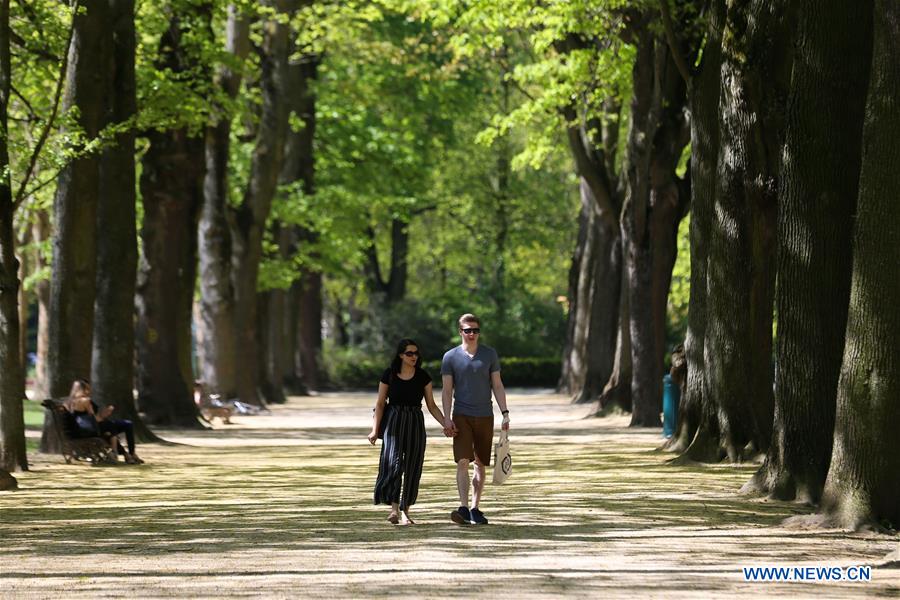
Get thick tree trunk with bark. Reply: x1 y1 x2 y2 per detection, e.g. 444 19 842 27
135 14 209 427
230 0 292 406
257 288 287 404
91 0 151 438
595 259 632 414
562 181 621 404
296 264 323 390
820 1 900 528
0 0 27 472
623 25 688 427
197 7 249 399
136 126 204 426
704 0 789 462
46 0 108 397
750 0 872 502
557 94 623 406
280 52 321 392
42 0 110 452
672 0 726 459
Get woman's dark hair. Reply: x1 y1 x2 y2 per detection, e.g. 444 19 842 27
389 338 421 375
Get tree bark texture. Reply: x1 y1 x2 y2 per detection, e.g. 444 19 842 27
197 6 249 399
42 0 110 453
760 0 873 502
135 15 208 426
230 1 292 405
91 0 150 438
257 288 287 404
281 52 322 392
561 181 621 404
623 22 688 427
0 0 27 472
820 0 899 529
32 211 51 400
594 256 632 414
46 0 109 398
704 0 790 462
673 0 726 459
558 98 623 406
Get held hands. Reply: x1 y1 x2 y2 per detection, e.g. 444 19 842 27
443 418 458 438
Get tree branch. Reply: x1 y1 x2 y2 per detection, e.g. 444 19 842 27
13 2 76 210
658 0 693 87
562 105 619 230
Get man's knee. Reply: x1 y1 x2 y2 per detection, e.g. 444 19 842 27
457 458 470 470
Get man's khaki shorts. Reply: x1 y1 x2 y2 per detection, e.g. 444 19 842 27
452 414 494 466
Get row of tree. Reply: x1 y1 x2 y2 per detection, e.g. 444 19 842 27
421 0 898 528
0 0 578 475
1 0 896 530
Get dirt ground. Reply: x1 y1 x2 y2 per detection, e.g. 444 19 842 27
1 391 898 598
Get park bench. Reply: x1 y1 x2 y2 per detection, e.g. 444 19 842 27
41 399 117 465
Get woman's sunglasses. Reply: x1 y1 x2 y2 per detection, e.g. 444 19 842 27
401 351 419 357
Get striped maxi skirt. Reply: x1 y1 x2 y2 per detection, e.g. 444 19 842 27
373 404 426 511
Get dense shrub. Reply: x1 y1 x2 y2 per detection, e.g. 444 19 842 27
325 349 560 389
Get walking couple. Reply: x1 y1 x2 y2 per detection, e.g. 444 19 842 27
367 313 510 526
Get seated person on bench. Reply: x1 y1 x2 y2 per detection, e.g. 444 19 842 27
66 379 144 464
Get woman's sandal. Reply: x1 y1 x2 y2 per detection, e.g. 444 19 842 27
387 512 400 525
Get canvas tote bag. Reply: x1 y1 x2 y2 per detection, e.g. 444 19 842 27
492 430 512 484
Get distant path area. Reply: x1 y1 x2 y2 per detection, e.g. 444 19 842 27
2 391 898 598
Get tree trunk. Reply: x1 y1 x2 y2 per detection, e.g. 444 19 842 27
16 236 25 371
0 0 27 471
197 6 249 399
32 211 51 400
230 0 292 406
257 289 287 404
296 264 323 390
750 0 872 502
671 0 726 458
820 1 900 528
135 14 208 427
91 0 152 439
280 52 321 393
593 254 632 415
556 94 623 406
46 0 109 396
42 0 110 452
624 25 688 427
562 181 621 404
704 0 790 462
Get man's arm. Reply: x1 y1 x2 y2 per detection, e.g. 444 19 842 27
491 371 509 431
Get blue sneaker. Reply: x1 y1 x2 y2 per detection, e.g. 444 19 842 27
450 506 471 525
470 508 489 525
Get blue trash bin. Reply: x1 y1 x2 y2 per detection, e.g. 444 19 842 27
662 373 679 438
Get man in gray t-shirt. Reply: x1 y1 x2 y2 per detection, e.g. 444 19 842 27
441 313 509 525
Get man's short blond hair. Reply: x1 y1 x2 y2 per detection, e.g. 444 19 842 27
458 313 480 329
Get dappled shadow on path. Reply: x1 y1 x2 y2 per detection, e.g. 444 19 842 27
2 392 898 598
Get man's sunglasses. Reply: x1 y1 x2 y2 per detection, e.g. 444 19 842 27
401 351 419 357
461 328 481 334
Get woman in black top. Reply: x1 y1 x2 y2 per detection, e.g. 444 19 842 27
368 338 452 525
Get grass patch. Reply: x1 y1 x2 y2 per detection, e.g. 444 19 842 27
24 398 45 429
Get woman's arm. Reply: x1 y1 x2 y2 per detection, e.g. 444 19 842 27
367 382 389 445
423 382 445 426
424 383 455 437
